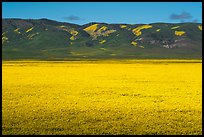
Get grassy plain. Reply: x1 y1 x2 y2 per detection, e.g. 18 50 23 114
2 60 202 135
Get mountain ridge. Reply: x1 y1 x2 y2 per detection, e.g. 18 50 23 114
3 18 202 25
2 18 202 60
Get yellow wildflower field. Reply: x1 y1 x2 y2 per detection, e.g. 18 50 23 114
2 60 202 135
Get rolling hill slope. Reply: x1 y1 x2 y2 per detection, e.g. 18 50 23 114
2 18 202 60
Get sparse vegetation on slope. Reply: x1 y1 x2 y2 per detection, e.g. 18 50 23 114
2 18 202 60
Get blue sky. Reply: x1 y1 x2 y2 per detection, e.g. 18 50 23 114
2 2 202 25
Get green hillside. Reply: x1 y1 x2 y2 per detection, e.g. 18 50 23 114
2 18 202 60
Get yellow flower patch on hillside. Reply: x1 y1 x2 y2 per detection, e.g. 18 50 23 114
156 29 160 32
99 40 106 44
98 26 108 32
26 27 34 33
171 26 180 30
2 32 7 36
2 36 8 44
14 28 21 34
27 33 39 39
131 41 137 46
84 24 116 40
139 45 145 48
70 30 78 36
132 25 152 36
198 25 202 31
83 24 99 33
175 31 185 36
59 25 66 28
70 36 76 40
120 25 127 28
